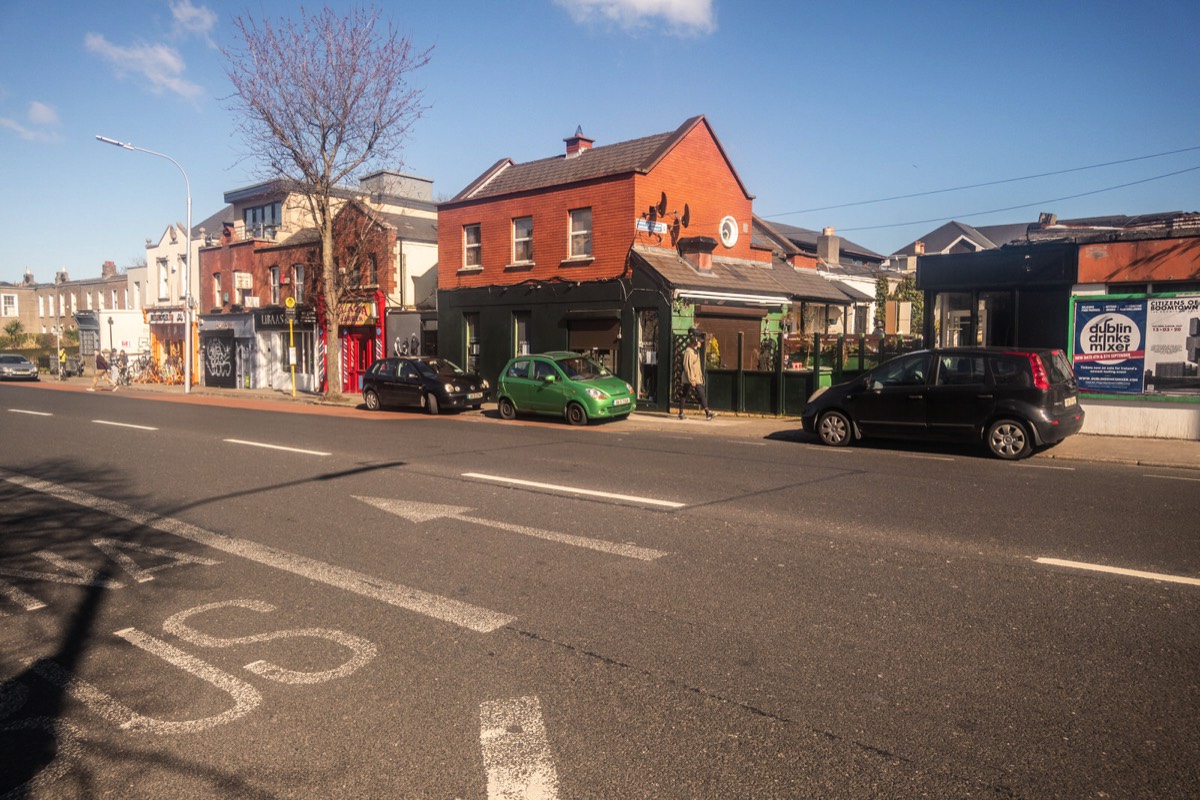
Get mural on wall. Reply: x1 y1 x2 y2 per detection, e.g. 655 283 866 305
1073 294 1200 395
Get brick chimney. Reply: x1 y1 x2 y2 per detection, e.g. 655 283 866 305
817 227 840 265
101 260 118 279
564 125 594 159
678 236 718 273
914 240 925 255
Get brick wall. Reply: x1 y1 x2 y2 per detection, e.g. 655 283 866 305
439 118 769 292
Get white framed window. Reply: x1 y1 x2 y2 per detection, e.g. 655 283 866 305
158 258 170 300
213 273 222 307
270 266 281 305
291 264 305 303
463 224 482 268
512 216 533 263
569 208 592 258
3 294 18 316
244 201 282 239
110 289 118 309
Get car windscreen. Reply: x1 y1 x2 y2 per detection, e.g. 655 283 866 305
555 356 610 380
0 355 25 364
415 359 466 379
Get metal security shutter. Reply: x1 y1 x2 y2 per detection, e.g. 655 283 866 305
694 309 766 369
568 319 621 372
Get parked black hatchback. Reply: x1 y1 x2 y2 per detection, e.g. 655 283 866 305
362 356 490 415
801 347 1084 459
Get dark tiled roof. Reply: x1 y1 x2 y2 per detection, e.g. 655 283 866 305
633 245 851 303
758 219 884 261
446 116 746 204
192 205 235 238
766 261 853 303
377 212 438 243
633 245 787 298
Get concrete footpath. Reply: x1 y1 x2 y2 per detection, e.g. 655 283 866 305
27 375 1200 471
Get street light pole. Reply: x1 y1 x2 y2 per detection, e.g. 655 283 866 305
96 135 192 394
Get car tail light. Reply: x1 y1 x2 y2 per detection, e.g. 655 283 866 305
1004 351 1051 390
1028 353 1051 390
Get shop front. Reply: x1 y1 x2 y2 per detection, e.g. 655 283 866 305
198 313 254 389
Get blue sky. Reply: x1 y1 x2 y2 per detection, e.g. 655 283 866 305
1 0 1197 283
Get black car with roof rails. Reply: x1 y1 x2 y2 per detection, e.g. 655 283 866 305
801 347 1085 459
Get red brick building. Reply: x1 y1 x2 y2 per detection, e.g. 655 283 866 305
438 116 826 409
198 175 437 392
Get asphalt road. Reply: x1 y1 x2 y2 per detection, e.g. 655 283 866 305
2 384 1198 798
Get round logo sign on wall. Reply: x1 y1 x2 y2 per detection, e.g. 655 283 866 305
718 215 739 248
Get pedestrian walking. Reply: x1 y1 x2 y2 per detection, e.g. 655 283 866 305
678 334 716 420
89 350 117 391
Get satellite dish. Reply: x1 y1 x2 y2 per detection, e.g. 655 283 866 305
657 192 668 217
681 204 691 228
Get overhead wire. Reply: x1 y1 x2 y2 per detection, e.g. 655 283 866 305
766 145 1200 218
836 163 1200 233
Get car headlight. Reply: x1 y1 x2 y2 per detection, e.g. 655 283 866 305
444 383 455 393
481 379 490 390
586 388 605 399
625 382 633 393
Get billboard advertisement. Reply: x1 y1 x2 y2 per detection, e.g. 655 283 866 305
1073 298 1146 393
1073 294 1200 395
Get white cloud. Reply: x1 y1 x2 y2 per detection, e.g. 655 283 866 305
0 100 61 142
554 0 716 35
171 0 218 45
84 32 204 100
28 101 59 126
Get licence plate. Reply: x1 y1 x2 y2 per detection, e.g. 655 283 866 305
612 397 630 406
1064 396 1077 407
468 392 483 400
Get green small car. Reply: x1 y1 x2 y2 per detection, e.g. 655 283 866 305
497 351 635 425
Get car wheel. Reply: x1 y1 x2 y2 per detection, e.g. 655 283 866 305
817 410 853 446
498 397 517 420
987 418 1032 460
424 393 440 415
364 389 382 411
565 402 588 426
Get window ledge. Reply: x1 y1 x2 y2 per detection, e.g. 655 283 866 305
504 262 536 272
560 257 594 267
457 266 484 274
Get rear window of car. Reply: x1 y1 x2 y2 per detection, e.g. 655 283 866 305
1044 350 1076 385
989 356 1032 387
505 359 531 379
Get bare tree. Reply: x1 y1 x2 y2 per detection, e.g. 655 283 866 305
224 4 431 395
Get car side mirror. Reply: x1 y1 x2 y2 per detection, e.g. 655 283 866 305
543 373 558 383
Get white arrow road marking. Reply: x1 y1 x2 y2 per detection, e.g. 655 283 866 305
0 470 514 632
480 696 560 800
462 472 686 509
224 438 331 456
94 420 159 431
355 497 669 561
1035 557 1200 587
